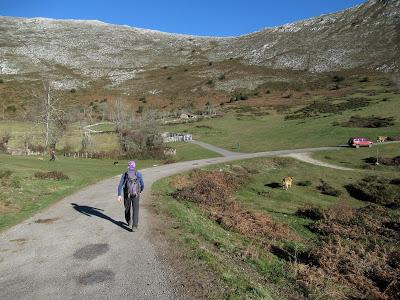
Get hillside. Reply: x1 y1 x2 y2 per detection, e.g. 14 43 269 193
0 0 399 118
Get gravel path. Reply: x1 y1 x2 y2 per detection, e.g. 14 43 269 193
0 143 349 299
284 152 354 171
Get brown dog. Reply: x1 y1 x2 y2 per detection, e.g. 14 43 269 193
282 176 293 190
377 136 387 143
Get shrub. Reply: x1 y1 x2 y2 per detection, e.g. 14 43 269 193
285 98 370 120
218 74 225 80
206 79 214 85
365 155 400 166
345 176 400 207
163 158 177 164
6 105 16 113
390 178 400 185
332 75 344 82
29 144 46 153
136 106 144 114
172 170 293 241
295 205 324 220
0 170 12 178
34 171 69 180
301 203 400 299
0 79 4 83
70 88 76 93
359 76 369 82
0 132 11 152
231 92 249 101
341 115 394 128
167 76 172 80
317 180 341 197
387 135 400 141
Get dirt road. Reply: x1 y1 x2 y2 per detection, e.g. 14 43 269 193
0 143 346 299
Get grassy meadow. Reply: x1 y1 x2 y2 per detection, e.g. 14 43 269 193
164 88 400 152
312 142 400 170
153 155 400 299
0 140 220 231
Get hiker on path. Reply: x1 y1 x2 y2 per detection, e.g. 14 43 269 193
117 161 144 231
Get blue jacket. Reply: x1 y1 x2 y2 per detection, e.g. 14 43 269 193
117 171 144 196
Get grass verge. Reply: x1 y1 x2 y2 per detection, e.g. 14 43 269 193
0 154 158 231
152 156 400 299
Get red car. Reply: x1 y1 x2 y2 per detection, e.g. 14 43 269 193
348 137 373 148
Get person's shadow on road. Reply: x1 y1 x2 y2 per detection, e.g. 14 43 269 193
71 203 131 232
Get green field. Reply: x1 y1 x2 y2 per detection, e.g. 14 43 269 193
0 140 219 231
0 155 160 231
167 142 222 161
164 90 400 152
312 142 400 170
153 156 399 299
0 121 119 152
0 121 224 157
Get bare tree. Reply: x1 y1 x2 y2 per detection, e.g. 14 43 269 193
205 101 214 115
393 72 400 91
109 98 132 131
32 82 66 149
117 110 164 158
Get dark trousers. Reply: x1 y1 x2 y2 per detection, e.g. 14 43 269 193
124 195 139 226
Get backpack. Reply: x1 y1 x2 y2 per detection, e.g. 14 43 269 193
125 171 140 198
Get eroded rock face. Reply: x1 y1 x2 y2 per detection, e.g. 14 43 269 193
0 0 398 90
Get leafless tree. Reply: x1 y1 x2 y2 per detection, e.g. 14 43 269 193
109 98 132 131
393 72 400 90
118 109 164 158
32 82 66 149
205 101 214 115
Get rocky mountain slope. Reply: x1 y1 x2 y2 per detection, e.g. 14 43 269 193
0 0 399 94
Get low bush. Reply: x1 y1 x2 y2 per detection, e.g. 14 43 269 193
0 132 11 152
230 92 249 102
195 125 213 129
332 75 344 82
345 176 400 207
285 98 370 120
34 171 69 180
365 155 400 166
387 136 400 141
0 170 12 178
341 115 395 128
29 144 46 153
171 169 294 241
163 158 177 164
6 105 16 113
317 180 341 197
206 79 214 85
295 205 324 220
298 203 400 299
